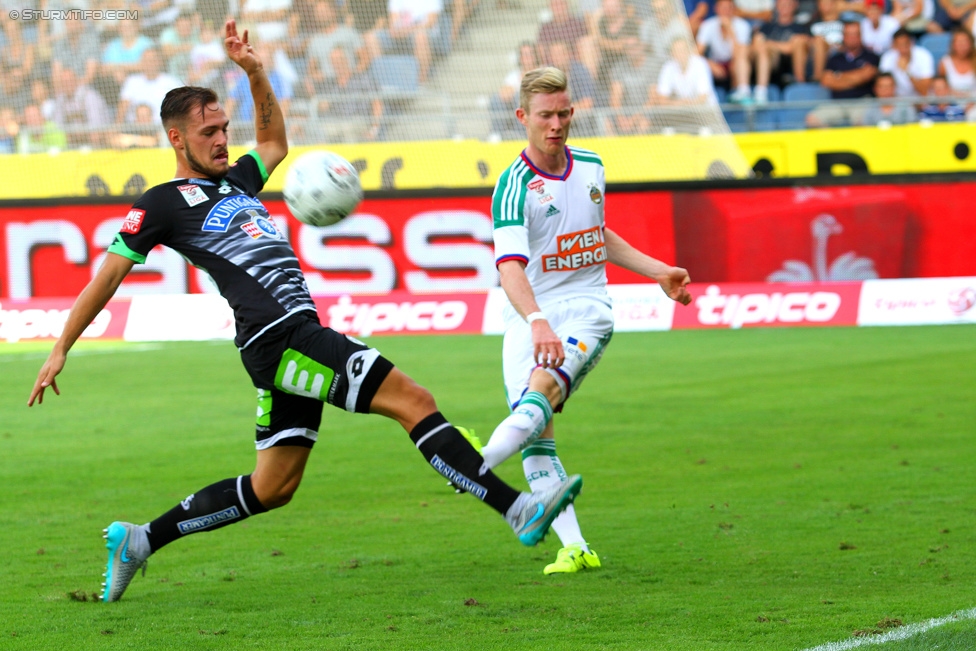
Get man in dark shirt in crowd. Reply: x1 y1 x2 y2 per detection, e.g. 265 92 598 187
806 20 879 126
753 0 810 103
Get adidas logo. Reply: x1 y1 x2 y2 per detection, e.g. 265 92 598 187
545 205 561 217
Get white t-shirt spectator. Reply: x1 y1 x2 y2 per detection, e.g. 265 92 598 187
860 15 900 55
810 19 843 48
120 72 183 123
243 0 293 42
657 54 718 104
879 45 935 96
388 0 443 28
696 16 752 63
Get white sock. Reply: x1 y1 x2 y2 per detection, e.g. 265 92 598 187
481 391 553 469
522 440 587 551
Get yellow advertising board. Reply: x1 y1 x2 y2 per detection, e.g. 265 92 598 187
1 123 974 200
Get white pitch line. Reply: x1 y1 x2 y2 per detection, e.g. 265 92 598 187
800 607 976 651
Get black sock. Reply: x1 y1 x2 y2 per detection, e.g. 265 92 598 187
409 412 520 516
145 475 268 553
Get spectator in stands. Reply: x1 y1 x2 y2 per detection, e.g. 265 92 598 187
938 28 976 94
349 0 389 33
754 0 810 103
806 20 879 126
548 38 601 135
735 0 775 30
595 0 641 91
685 0 717 35
861 0 901 55
365 0 443 84
537 0 599 78
52 66 112 148
879 27 934 95
651 37 719 105
283 0 320 82
547 39 600 109
49 16 101 90
159 10 201 79
860 71 917 122
643 0 693 58
890 0 936 33
490 41 538 140
16 103 68 154
0 108 18 154
810 0 844 80
315 47 385 142
935 0 976 32
607 35 655 134
697 0 755 102
189 20 228 87
1 19 35 99
101 16 154 85
109 103 166 148
243 0 293 42
919 74 967 117
117 48 183 124
307 0 367 96
29 79 57 122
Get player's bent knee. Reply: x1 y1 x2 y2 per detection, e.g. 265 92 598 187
370 368 438 430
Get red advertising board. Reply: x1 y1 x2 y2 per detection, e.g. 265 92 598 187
671 282 862 329
0 192 673 299
0 297 129 343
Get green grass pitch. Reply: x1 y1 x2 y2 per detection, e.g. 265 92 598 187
1 325 975 650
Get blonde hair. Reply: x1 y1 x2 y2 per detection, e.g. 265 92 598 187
519 66 571 112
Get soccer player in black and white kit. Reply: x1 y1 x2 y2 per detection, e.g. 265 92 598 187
28 19 582 602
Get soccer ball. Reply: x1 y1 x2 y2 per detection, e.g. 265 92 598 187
283 150 363 227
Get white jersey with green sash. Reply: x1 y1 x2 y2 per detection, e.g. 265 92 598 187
491 145 610 311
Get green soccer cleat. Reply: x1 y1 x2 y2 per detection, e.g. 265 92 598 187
457 426 482 453
101 522 150 602
449 427 484 494
543 543 602 575
510 474 583 546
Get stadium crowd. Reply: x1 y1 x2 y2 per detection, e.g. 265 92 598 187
1 0 974 152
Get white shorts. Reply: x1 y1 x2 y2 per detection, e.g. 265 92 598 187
502 296 614 410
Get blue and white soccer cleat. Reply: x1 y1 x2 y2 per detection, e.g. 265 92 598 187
101 521 149 602
510 474 583 546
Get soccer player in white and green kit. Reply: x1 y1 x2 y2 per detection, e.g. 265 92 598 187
476 66 693 574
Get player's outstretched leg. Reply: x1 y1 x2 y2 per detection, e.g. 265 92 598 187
101 471 274 601
369 367 581 544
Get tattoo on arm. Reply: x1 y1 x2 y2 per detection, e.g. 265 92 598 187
258 92 275 131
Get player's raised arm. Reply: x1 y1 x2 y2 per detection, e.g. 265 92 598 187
223 19 288 175
604 227 692 305
28 253 135 406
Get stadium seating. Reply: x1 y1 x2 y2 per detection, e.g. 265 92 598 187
371 55 421 96
777 82 831 130
919 33 951 64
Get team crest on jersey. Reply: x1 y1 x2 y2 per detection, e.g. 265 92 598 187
121 209 145 234
202 195 267 233
240 210 283 240
588 184 603 204
178 184 208 207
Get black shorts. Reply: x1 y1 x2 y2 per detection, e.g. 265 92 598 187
240 314 394 449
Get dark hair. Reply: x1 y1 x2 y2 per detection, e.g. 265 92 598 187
160 86 219 129
875 72 894 82
892 27 912 41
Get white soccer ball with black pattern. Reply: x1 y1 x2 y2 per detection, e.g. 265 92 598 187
283 150 363 227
